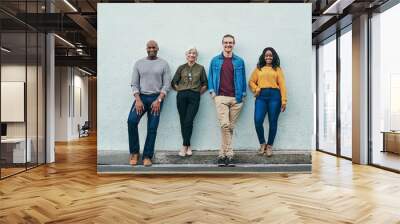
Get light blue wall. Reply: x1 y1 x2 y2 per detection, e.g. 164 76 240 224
98 3 313 152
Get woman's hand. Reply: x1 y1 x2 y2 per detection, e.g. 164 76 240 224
200 86 207 95
281 104 286 112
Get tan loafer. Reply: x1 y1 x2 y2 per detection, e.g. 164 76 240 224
258 144 266 155
186 146 193 156
266 145 273 157
178 146 187 157
129 154 139 166
143 158 153 167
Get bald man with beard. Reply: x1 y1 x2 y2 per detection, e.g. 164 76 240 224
128 40 171 167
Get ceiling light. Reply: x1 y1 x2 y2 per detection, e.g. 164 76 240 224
63 0 78 12
78 67 93 76
322 0 349 15
54 34 75 48
1 47 11 53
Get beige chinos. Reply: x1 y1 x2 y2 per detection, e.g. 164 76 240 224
214 96 243 158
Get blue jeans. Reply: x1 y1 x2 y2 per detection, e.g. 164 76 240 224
254 88 281 145
127 94 162 159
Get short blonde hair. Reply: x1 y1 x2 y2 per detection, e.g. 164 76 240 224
185 47 198 56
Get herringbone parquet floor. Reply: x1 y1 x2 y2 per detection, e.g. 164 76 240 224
1 135 400 224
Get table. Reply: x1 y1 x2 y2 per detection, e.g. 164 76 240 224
381 131 400 154
1 138 32 163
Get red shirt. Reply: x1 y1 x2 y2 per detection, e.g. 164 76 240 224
219 57 235 97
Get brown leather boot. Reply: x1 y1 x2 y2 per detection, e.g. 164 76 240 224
129 154 139 166
143 158 153 167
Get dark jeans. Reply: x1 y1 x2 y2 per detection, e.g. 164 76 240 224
177 90 200 146
254 88 281 145
127 94 162 159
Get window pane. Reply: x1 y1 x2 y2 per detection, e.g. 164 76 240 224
38 32 46 165
318 37 337 154
27 31 38 169
371 4 400 171
340 29 352 158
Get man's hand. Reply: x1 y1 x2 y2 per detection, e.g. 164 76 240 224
151 100 161 115
134 93 144 115
281 104 286 112
135 99 144 115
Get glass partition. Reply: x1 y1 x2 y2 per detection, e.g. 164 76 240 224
1 31 28 177
0 1 46 179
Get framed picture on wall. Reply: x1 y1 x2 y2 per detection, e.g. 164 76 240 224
97 3 313 174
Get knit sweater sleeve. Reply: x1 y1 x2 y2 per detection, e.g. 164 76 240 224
248 68 260 95
277 68 287 105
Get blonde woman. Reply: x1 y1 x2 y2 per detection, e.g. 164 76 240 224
171 47 208 157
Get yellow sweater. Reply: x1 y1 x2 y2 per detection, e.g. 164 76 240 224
249 66 287 105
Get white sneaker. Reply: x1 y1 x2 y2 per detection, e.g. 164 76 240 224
186 146 193 156
179 146 187 157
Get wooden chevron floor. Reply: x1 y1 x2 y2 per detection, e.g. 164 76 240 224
1 135 400 224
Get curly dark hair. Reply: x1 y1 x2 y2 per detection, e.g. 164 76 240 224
257 47 280 70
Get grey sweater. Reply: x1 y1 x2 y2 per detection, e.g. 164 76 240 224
131 57 171 95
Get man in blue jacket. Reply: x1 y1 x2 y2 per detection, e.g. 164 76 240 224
208 34 247 167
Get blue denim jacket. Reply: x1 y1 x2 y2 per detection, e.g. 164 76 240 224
208 53 247 103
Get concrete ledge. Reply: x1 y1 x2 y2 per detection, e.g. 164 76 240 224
98 150 311 165
97 150 311 174
97 164 311 174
